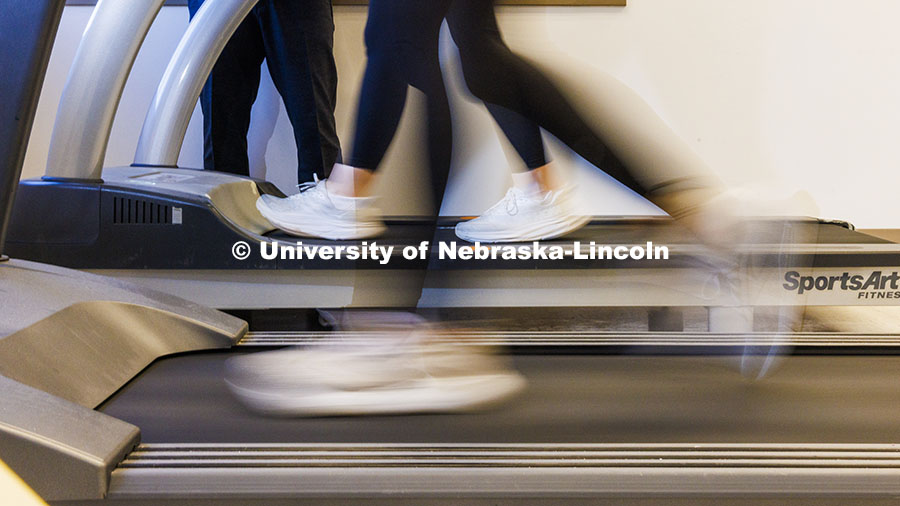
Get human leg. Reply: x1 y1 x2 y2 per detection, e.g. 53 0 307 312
189 0 264 175
255 0 341 182
257 0 454 236
235 0 524 416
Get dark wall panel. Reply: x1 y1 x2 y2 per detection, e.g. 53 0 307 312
0 0 65 255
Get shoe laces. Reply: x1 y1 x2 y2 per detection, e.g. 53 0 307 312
286 174 328 202
700 268 730 300
297 174 324 193
699 258 747 306
484 188 525 217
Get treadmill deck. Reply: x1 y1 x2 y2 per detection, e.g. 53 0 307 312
101 351 900 444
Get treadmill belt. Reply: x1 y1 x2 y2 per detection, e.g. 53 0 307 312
484 220 889 245
269 220 890 247
101 351 900 444
265 220 436 246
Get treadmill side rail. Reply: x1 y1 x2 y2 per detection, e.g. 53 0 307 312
0 300 239 409
0 375 139 501
109 444 900 500
0 259 247 408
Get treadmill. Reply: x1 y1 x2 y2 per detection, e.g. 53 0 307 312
6 0 900 315
0 0 244 502
1 0 899 504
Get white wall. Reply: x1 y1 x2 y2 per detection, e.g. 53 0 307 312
23 1 900 227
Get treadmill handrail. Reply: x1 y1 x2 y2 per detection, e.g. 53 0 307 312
44 0 165 181
133 0 259 167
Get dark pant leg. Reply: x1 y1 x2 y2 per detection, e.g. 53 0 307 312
445 2 547 171
344 0 412 172
446 0 648 194
255 0 341 183
483 103 548 170
347 0 453 308
348 0 453 207
188 0 264 175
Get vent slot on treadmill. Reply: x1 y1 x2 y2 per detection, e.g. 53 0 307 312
112 197 172 225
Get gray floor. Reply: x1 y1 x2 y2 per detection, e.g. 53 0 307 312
101 352 900 444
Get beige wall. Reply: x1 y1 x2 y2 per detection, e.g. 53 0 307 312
23 1 900 226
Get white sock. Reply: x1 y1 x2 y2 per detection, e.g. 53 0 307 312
511 171 543 195
325 163 360 197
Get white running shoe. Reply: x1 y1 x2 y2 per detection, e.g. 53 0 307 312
694 190 821 380
256 176 386 240
455 186 589 243
224 342 526 417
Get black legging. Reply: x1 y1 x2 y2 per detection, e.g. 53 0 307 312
447 0 548 171
346 0 452 207
347 0 653 308
347 0 650 201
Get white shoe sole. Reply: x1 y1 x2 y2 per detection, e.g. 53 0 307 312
256 198 386 240
455 214 591 243
225 373 526 417
737 219 814 380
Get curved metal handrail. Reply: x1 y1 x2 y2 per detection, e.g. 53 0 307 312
45 0 165 181
133 0 258 168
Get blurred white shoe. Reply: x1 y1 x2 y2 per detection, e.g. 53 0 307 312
256 176 386 240
224 341 526 416
691 188 821 380
455 185 589 243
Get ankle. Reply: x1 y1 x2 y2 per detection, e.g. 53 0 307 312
511 171 542 194
325 178 356 197
530 162 566 193
327 163 375 197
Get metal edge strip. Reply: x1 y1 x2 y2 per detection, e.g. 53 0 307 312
109 444 900 498
236 331 900 348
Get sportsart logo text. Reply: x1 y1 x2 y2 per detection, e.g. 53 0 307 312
783 270 900 299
